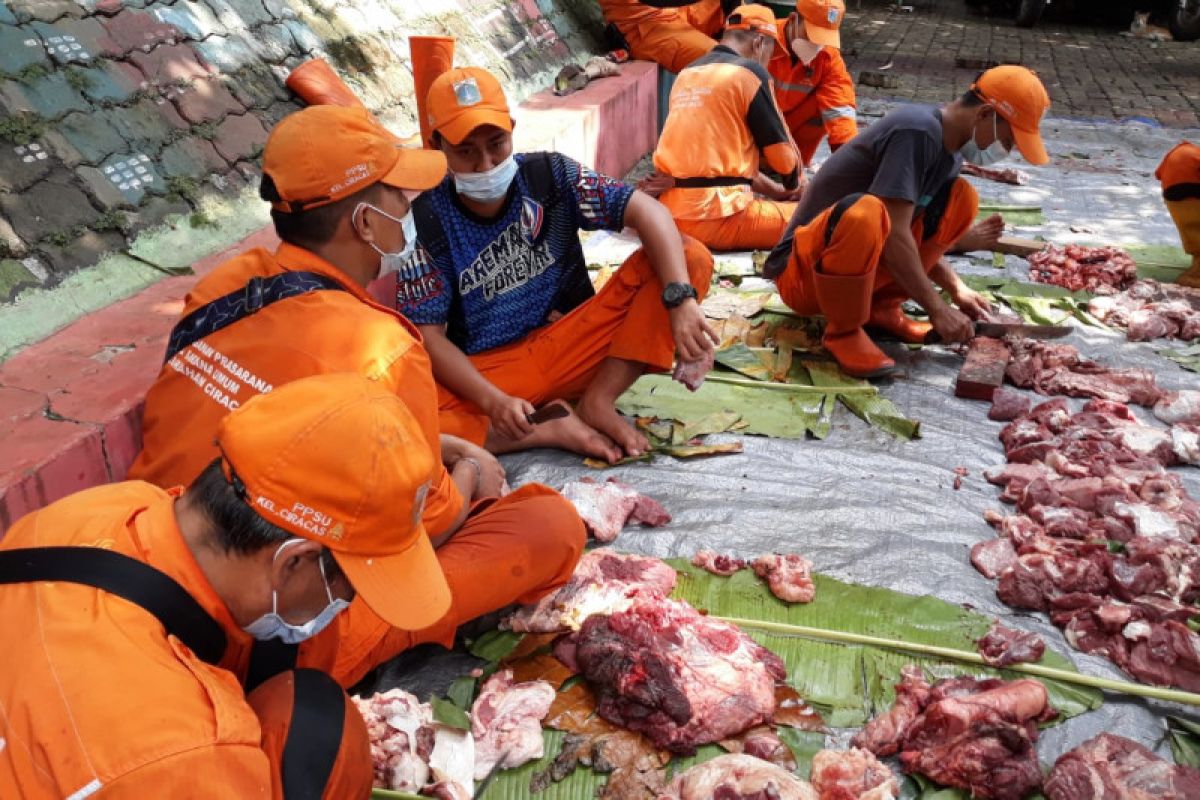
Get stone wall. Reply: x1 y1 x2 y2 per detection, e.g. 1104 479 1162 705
0 0 602 304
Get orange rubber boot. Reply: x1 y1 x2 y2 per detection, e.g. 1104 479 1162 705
868 286 932 343
411 36 456 148
813 271 898 379
285 59 365 108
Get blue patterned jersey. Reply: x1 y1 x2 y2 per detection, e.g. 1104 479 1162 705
399 152 635 355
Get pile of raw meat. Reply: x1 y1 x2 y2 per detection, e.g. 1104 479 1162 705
559 478 671 543
659 748 897 800
1027 245 1137 292
1088 278 1200 342
852 666 1056 800
1004 338 1163 406
554 596 787 753
977 394 1200 689
692 549 817 603
1044 733 1200 799
353 671 554 796
503 549 678 633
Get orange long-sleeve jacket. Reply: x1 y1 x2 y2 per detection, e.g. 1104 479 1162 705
769 38 858 162
128 243 465 539
655 44 800 221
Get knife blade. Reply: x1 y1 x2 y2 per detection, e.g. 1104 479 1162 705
526 404 570 425
926 321 1071 344
473 755 507 799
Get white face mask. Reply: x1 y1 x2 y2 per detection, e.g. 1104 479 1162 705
242 540 350 644
356 202 417 277
454 155 518 203
791 37 823 65
961 112 1011 167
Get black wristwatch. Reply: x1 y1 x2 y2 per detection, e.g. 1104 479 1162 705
662 282 698 309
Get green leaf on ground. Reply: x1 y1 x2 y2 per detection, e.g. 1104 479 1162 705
776 728 826 780
1169 715 1200 769
840 393 922 440
1161 343 1200 373
447 675 477 710
430 696 471 731
468 629 524 662
1124 243 1192 282
714 342 774 380
978 202 1044 227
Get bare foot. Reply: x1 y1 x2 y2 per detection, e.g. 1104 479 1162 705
486 400 622 462
952 214 1004 253
576 394 650 462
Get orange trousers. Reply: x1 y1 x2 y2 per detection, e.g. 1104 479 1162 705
675 199 799 252
616 11 718 73
795 118 829 167
249 670 373 800
775 178 979 316
1156 142 1200 287
437 238 714 444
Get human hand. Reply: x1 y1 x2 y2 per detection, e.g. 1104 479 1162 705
951 285 994 320
670 298 718 362
447 440 506 499
930 304 975 344
484 393 536 442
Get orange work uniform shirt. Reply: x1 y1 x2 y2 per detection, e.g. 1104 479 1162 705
654 44 800 221
768 40 858 163
128 243 464 537
0 482 271 799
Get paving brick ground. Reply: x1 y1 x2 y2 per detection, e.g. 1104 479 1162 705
841 0 1200 127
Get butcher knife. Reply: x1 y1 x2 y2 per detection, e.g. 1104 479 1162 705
925 321 1070 344
526 404 570 425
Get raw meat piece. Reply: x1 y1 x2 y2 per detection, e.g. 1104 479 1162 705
424 780 471 800
1044 733 1200 800
970 537 1018 579
859 673 1055 800
556 596 786 752
955 336 1012 401
1156 390 1200 425
960 162 1029 186
673 350 714 391
1088 279 1200 343
427 727 474 799
851 666 930 757
988 387 1031 422
1005 338 1162 407
353 689 436 792
560 478 671 543
810 748 899 800
739 728 796 770
470 670 555 780
953 466 968 491
503 550 678 633
976 621 1045 666
660 753 818 800
691 549 746 576
752 553 816 603
1173 423 1200 466
1027 244 1137 292
996 549 1110 610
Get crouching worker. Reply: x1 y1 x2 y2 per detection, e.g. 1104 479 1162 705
762 66 1051 378
402 66 716 464
1157 141 1200 288
0 374 535 798
598 0 732 73
653 4 804 252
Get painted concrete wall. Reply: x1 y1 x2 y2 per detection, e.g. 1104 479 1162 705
0 0 603 342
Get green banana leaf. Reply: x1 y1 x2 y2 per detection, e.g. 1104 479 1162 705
1168 715 1200 768
1161 343 1200 373
1124 243 1192 282
978 202 1044 227
714 342 774 380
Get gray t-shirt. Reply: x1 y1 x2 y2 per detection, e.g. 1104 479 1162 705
764 105 962 277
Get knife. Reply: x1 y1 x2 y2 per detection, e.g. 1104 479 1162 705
473 755 507 799
925 321 1071 344
526 404 570 425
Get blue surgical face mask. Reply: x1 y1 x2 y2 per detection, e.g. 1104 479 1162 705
355 202 417 277
242 539 351 644
453 155 518 203
962 112 1010 167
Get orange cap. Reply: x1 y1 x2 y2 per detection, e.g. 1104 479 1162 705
727 4 787 50
426 67 513 146
216 373 451 631
972 66 1052 166
797 0 845 48
262 105 447 213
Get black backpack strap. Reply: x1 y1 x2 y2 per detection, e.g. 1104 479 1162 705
164 271 348 364
0 547 227 665
281 669 347 800
246 637 300 692
824 192 866 247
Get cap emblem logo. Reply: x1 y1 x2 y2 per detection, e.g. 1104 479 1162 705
828 8 839 23
454 77 483 108
329 522 345 542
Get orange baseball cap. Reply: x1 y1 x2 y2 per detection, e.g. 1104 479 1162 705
216 373 451 631
426 67 513 146
262 105 447 213
797 0 845 49
972 66 1052 166
727 4 787 50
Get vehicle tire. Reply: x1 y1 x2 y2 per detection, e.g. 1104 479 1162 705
1015 0 1046 27
1169 0 1200 41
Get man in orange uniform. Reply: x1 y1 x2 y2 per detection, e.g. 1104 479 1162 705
400 67 716 464
128 106 585 681
653 5 803 252
598 0 731 73
769 0 857 167
1156 141 1200 288
0 374 501 798
763 66 1051 377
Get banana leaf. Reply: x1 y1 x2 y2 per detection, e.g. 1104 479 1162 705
978 202 1044 227
1124 243 1192 282
1161 343 1200 373
1168 715 1200 768
714 341 774 380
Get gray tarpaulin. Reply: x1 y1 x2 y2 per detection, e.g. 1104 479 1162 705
371 109 1200 766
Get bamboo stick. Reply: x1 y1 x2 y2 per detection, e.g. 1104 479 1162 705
716 615 1200 708
704 374 878 395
